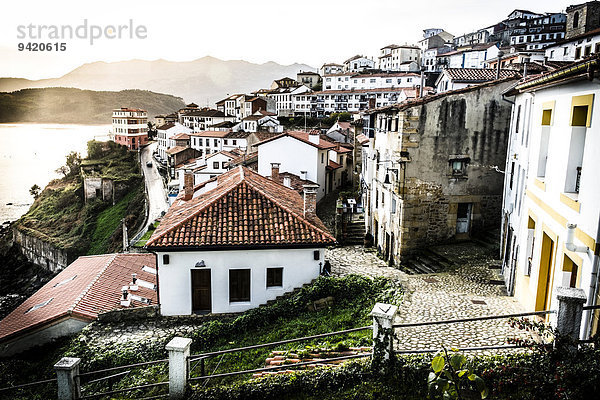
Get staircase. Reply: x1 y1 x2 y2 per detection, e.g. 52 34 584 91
400 249 456 275
260 279 317 307
341 214 366 245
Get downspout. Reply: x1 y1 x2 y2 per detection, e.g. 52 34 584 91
583 215 600 339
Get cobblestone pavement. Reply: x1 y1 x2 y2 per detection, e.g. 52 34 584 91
326 242 537 355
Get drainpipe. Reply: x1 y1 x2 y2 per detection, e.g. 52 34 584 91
583 216 600 339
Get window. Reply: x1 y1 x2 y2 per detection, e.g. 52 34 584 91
573 11 580 29
214 139 218 147
570 94 594 127
321 153 324 163
266 267 283 287
525 217 535 275
515 105 521 133
224 139 228 145
232 140 237 145
541 101 555 125
575 47 582 59
162 254 170 264
229 269 250 302
563 255 580 288
585 46 592 57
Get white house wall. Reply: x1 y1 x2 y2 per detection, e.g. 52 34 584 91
156 248 324 315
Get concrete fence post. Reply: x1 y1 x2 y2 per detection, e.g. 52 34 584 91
54 357 81 400
555 286 587 353
370 303 398 361
166 337 192 399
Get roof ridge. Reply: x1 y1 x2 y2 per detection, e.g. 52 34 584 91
68 253 118 315
243 169 335 241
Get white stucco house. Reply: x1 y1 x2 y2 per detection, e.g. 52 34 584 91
146 166 336 315
500 56 600 338
255 130 338 201
156 122 192 161
174 149 243 190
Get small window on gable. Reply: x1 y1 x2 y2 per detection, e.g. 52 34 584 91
163 254 170 265
570 94 594 127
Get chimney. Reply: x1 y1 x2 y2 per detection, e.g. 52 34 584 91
183 169 194 201
308 130 320 145
283 176 291 188
271 162 280 180
300 170 308 181
303 184 319 219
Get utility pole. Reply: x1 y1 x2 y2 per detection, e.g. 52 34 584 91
122 219 129 253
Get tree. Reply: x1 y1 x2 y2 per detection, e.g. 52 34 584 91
29 184 41 199
65 152 81 176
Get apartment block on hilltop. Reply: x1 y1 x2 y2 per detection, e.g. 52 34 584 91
501 56 600 338
546 1 600 62
378 44 421 71
112 107 148 150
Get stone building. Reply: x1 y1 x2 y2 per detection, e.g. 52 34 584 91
565 1 600 40
361 78 517 265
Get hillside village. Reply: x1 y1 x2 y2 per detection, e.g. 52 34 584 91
1 2 600 399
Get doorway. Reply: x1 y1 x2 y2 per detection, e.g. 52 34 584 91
535 233 555 312
456 203 472 235
191 269 211 313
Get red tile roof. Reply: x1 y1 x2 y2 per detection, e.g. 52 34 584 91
171 133 190 140
440 68 521 83
327 160 343 170
146 166 335 249
166 146 189 155
0 254 156 343
255 131 337 150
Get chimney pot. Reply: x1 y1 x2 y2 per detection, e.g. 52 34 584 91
308 130 320 145
303 184 319 219
300 171 308 181
271 163 280 180
283 176 292 188
183 169 194 201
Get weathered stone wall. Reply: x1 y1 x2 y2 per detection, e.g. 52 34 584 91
83 177 114 203
397 81 514 257
12 228 72 272
98 305 159 323
566 2 600 40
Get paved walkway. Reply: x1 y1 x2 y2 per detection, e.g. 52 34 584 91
326 242 536 355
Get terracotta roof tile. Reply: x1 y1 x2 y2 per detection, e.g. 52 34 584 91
0 254 156 343
255 131 337 150
441 68 521 83
146 167 335 249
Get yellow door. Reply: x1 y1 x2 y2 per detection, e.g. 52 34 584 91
535 233 555 312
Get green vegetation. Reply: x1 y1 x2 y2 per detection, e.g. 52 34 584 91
15 140 145 256
0 87 185 124
133 221 160 247
0 275 402 399
280 112 354 130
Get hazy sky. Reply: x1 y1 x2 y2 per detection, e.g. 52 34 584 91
1 0 578 79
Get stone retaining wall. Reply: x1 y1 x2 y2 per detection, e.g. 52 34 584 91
12 228 72 272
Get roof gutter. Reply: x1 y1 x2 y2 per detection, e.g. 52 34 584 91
514 58 599 92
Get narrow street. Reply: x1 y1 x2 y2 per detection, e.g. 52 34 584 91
139 142 169 229
327 242 536 354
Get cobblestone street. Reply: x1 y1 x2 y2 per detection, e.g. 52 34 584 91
326 242 537 354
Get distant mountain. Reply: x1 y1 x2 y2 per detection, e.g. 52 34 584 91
0 57 315 106
0 88 185 124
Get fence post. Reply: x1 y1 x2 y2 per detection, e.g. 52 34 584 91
555 286 587 352
166 337 192 399
54 357 81 400
370 303 398 361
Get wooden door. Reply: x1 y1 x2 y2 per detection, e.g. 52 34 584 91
191 269 211 313
456 203 472 234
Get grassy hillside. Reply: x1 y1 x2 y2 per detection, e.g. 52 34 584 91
15 140 145 256
0 87 185 124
